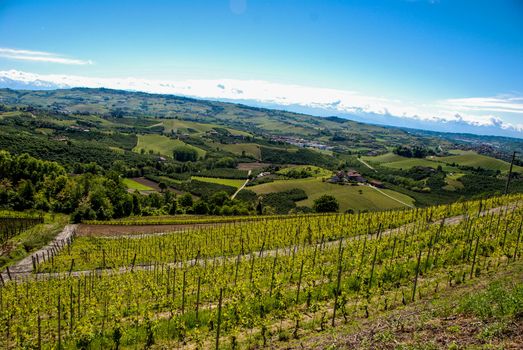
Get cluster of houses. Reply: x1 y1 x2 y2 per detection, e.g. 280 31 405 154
66 125 90 132
328 170 384 188
270 136 333 151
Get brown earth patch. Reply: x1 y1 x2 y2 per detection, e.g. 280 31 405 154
77 223 218 237
237 162 270 171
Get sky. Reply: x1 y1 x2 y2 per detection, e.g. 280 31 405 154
1 0 523 136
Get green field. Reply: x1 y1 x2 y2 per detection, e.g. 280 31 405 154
191 176 246 188
276 164 332 178
434 151 523 173
362 152 405 164
210 142 262 159
363 152 458 171
443 172 465 191
109 146 124 154
132 134 206 158
161 119 251 137
122 178 154 191
364 150 522 175
249 178 415 211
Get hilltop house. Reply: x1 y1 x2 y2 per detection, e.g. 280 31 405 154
346 170 367 183
329 170 367 184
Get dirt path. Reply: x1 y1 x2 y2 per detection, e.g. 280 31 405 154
6 202 518 281
367 184 415 208
0 224 77 281
357 157 377 172
231 170 252 199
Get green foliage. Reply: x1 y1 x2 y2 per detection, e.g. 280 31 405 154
178 193 194 208
393 145 435 158
0 128 154 170
0 214 68 269
313 195 339 213
234 189 257 203
0 150 140 221
173 145 198 162
192 200 209 214
459 280 523 320
0 195 519 349
260 188 308 214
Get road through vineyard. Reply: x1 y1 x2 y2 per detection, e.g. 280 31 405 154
4 199 518 280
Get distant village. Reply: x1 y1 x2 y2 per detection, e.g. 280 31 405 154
270 136 334 151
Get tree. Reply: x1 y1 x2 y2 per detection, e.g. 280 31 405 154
192 200 209 214
210 191 230 206
173 146 198 162
215 157 236 168
178 193 193 208
313 195 339 213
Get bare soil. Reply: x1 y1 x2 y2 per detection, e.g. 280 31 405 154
237 162 271 171
77 223 217 237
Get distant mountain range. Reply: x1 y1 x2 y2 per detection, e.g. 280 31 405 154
1 69 521 139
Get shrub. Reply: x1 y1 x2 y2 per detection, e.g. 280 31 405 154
313 195 339 213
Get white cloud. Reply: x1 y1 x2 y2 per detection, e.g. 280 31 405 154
439 96 523 114
0 48 93 65
0 69 521 132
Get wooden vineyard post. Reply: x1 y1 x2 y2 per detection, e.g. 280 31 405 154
68 259 75 276
295 259 304 304
215 288 223 350
514 223 522 262
181 270 186 315
37 309 42 350
249 255 255 284
367 247 378 298
332 239 344 327
57 294 62 350
412 250 422 302
269 255 277 297
234 254 240 285
130 253 137 272
470 235 480 278
69 285 74 334
195 276 201 323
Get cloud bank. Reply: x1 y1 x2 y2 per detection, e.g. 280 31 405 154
0 69 521 137
0 48 93 65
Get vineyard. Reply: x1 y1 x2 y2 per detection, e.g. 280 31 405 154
0 211 43 244
0 194 522 349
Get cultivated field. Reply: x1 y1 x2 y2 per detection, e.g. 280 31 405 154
122 178 154 191
364 151 523 173
1 195 521 349
191 176 246 189
209 142 262 159
249 177 415 211
133 134 206 158
434 151 523 173
276 165 332 178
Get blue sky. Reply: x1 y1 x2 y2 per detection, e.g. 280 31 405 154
1 0 523 135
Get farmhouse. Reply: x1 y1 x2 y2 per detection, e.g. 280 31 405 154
329 170 368 184
346 170 367 183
